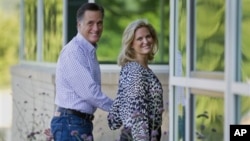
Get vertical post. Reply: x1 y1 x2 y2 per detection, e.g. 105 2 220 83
19 0 25 61
63 0 68 45
235 0 242 123
224 0 238 141
185 0 195 140
169 0 177 140
36 0 43 62
159 0 165 62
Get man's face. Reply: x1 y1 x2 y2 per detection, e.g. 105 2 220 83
78 10 103 44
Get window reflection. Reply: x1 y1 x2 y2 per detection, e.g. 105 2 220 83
238 95 250 124
96 0 169 63
195 0 225 72
22 0 169 63
24 0 37 61
194 93 224 141
240 0 250 82
175 86 186 141
178 0 187 76
43 0 63 62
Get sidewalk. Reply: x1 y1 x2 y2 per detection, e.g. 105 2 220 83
0 89 12 141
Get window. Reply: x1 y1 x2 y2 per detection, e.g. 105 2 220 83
239 0 250 82
95 0 169 63
21 0 64 62
169 0 250 141
43 0 63 62
195 1 225 72
24 0 37 61
20 0 169 64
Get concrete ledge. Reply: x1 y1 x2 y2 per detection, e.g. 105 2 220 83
11 63 56 84
10 63 169 141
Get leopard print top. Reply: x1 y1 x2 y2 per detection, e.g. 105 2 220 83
108 61 163 140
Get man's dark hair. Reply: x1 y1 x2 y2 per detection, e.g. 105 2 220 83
76 3 104 22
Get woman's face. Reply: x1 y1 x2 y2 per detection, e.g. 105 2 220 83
131 27 153 59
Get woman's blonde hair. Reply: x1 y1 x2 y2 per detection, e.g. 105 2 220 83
117 19 158 66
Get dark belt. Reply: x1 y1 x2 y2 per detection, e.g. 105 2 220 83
57 107 94 121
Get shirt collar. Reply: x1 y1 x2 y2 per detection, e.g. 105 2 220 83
76 32 98 53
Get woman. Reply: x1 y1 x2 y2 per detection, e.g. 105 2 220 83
108 19 164 141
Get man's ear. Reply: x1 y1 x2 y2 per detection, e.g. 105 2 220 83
77 22 81 27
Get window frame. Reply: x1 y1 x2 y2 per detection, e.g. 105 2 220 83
169 0 250 141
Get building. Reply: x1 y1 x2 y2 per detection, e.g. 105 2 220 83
10 0 168 141
10 0 250 141
169 0 250 141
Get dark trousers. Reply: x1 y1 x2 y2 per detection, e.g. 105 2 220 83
120 127 161 141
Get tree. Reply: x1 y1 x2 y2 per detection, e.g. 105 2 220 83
0 9 19 88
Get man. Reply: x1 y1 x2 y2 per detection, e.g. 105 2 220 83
50 3 113 141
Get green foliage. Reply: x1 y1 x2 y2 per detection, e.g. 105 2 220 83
241 0 250 82
20 0 169 64
178 0 250 140
179 0 225 72
0 10 19 88
241 96 250 118
195 1 225 72
195 96 224 141
96 0 170 63
179 0 250 75
24 0 37 61
43 0 63 62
